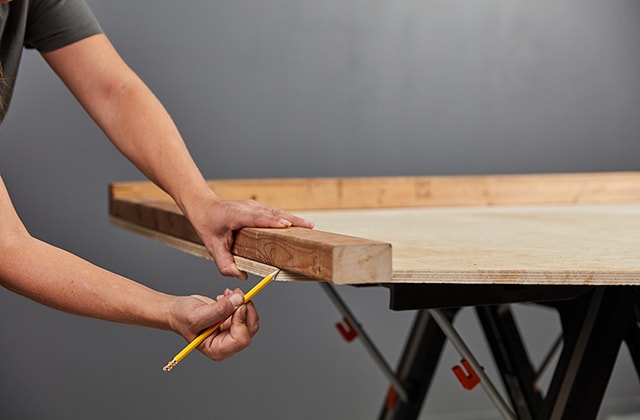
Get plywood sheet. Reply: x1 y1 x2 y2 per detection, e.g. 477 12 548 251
109 173 640 285
295 204 640 285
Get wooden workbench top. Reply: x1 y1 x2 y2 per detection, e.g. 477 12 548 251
293 204 640 285
109 172 640 285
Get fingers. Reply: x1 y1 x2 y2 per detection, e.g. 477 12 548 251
189 291 244 334
211 245 247 280
199 292 259 361
214 301 259 359
212 202 312 279
203 233 248 280
211 288 259 337
275 209 315 229
245 202 314 230
192 198 313 279
172 288 261 362
218 199 313 231
242 301 260 336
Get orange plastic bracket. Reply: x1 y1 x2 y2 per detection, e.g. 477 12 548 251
452 359 480 390
385 385 398 410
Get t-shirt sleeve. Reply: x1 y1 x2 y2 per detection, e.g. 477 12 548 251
23 0 103 52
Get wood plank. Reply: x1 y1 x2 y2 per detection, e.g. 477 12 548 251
109 197 391 284
232 227 390 283
108 217 333 282
110 172 640 210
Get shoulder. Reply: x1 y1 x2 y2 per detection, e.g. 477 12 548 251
23 0 103 52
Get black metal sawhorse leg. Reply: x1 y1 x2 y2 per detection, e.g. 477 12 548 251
537 286 637 420
378 308 459 420
367 284 637 419
623 287 640 379
475 287 639 420
476 305 544 420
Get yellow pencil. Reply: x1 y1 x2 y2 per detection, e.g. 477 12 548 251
162 268 280 372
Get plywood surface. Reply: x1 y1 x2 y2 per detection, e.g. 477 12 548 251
109 172 640 285
294 204 640 285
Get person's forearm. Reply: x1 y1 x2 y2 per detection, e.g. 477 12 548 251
42 35 213 213
42 35 314 279
96 75 213 211
0 235 174 330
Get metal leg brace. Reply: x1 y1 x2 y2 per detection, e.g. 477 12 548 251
320 283 409 402
428 309 517 420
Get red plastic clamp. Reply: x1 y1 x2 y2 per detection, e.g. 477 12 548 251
335 317 358 342
452 359 480 390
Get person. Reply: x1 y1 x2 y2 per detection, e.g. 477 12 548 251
0 0 313 362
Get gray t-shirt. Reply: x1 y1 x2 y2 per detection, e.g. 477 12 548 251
0 0 103 122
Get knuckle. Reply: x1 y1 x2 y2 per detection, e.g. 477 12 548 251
218 265 234 277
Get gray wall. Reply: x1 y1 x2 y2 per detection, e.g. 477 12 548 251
1 0 639 418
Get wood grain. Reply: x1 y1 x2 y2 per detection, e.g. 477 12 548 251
109 197 391 284
111 172 640 210
108 217 322 282
294 204 640 285
109 172 640 285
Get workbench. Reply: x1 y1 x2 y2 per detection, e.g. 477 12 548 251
109 172 640 420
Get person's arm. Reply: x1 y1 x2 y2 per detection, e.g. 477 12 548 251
40 34 313 279
0 176 258 361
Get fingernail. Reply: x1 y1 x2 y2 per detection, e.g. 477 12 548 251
229 293 244 307
279 219 292 227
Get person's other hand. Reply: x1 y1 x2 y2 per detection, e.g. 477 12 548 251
187 195 314 279
168 289 259 361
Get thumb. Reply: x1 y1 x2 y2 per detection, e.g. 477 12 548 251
228 292 245 308
195 292 245 332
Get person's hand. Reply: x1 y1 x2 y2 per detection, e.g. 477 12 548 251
168 289 259 361
186 194 314 279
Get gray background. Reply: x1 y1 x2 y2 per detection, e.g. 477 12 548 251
1 0 639 418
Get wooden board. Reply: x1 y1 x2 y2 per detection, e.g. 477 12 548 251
109 172 640 285
109 197 391 284
111 172 640 210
